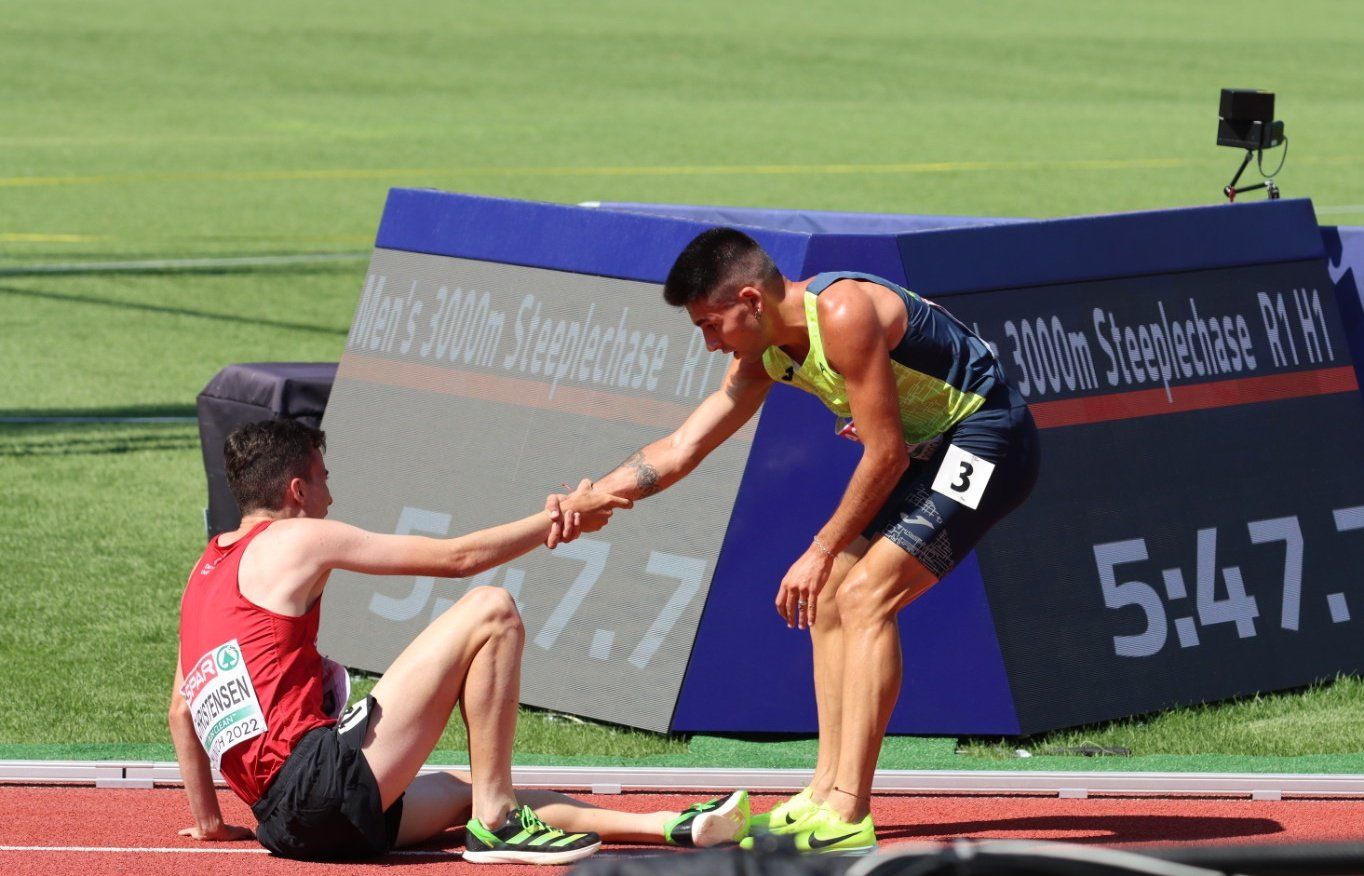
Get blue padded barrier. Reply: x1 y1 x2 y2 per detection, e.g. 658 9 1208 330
587 201 1023 235
332 188 1364 735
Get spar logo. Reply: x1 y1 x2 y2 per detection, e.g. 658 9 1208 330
216 644 241 672
180 650 220 702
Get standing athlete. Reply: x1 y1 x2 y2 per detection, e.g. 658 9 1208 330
170 418 748 864
580 228 1039 855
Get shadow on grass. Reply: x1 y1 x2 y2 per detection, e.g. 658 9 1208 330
0 404 198 420
0 283 349 336
0 426 200 458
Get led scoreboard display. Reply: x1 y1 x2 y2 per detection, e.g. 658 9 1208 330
935 259 1364 731
319 191 1364 734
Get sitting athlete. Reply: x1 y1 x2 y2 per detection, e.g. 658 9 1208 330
170 418 748 865
574 229 1039 855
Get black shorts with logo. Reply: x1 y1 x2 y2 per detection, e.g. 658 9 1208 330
251 696 404 861
864 384 1040 579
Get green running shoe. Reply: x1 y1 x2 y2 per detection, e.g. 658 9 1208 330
664 789 750 847
748 787 818 835
787 804 877 856
463 805 601 865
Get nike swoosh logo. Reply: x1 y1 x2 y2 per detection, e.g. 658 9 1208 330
784 812 800 825
781 366 794 381
808 831 861 850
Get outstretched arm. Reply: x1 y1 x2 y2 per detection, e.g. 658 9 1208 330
332 483 628 575
595 356 771 501
250 481 633 613
169 658 253 842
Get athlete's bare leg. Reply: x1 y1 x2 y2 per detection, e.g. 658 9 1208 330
806 537 869 804
394 771 474 847
363 585 524 831
394 772 673 846
827 542 938 823
517 790 672 842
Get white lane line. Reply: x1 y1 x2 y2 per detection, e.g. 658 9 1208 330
0 846 267 854
0 845 460 857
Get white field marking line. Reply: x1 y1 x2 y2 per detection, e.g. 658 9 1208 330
0 417 197 424
7 153 1363 188
0 233 110 243
0 158 1208 188
0 252 369 276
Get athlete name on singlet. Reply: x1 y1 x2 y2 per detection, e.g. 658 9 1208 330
180 639 268 768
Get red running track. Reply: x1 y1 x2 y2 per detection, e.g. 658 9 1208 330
2 786 1361 875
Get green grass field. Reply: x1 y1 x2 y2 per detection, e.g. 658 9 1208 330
3 0 1363 768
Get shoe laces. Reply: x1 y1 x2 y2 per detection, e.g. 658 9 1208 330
515 805 563 837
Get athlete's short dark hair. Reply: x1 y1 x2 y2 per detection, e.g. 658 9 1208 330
224 418 326 514
663 227 782 308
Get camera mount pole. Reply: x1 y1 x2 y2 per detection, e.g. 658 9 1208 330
1223 148 1279 202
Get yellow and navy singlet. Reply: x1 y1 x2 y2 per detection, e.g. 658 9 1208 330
761 272 1004 444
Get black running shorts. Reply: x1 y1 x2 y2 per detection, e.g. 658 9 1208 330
864 385 1039 579
251 696 404 860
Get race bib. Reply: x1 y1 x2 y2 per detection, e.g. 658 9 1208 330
180 640 268 768
931 444 995 510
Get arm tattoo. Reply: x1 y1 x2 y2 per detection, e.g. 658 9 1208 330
624 450 661 496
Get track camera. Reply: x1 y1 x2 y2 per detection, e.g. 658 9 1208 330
1218 89 1287 202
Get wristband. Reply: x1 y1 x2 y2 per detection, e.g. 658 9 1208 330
811 535 836 559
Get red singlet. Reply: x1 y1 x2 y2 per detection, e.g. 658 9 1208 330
178 520 334 805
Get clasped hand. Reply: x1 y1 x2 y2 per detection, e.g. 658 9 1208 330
544 479 633 547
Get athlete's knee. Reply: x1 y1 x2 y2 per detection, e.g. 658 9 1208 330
461 585 523 637
833 569 895 627
813 586 842 631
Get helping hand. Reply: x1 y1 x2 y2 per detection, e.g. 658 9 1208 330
561 479 632 534
544 491 578 548
547 480 632 545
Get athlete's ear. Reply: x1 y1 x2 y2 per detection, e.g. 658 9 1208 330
736 284 763 312
285 476 307 509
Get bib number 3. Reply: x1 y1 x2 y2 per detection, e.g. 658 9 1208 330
931 444 996 510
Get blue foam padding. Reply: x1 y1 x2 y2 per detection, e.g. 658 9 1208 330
588 202 1024 235
376 189 812 283
898 199 1325 297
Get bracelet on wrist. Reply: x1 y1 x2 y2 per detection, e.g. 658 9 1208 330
811 535 836 559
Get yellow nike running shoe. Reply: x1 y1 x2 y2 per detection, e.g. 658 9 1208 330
747 787 818 835
787 804 877 856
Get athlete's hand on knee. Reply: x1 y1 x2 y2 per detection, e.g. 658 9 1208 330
776 547 834 630
560 479 633 534
179 822 254 842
